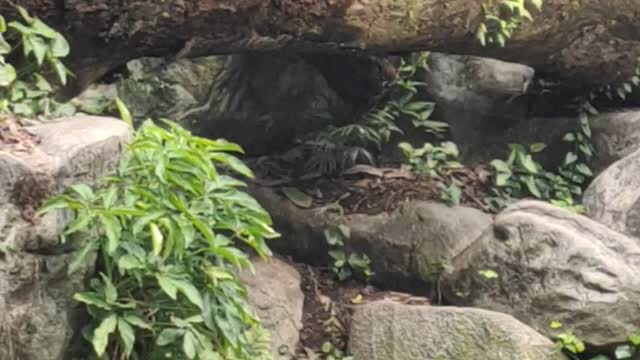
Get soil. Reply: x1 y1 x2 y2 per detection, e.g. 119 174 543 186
0 115 39 153
252 162 493 216
287 261 429 359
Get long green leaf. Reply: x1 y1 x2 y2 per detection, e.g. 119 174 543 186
117 318 135 357
92 314 117 356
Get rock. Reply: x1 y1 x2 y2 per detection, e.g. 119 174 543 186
590 109 640 173
239 257 304 359
251 187 492 288
444 200 640 346
349 300 566 360
584 147 640 238
116 56 224 126
420 53 575 167
0 116 130 360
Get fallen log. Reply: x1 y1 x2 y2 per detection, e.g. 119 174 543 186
4 0 640 97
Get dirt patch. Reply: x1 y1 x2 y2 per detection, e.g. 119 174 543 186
290 262 429 359
0 115 39 153
253 163 492 215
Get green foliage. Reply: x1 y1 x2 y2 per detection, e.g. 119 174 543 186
319 341 353 360
476 0 543 47
555 330 585 357
558 105 595 194
39 116 278 359
323 225 373 281
553 327 640 360
0 7 74 118
398 141 462 178
488 143 585 212
399 141 464 206
305 52 447 174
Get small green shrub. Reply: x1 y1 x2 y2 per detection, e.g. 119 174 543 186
399 141 464 206
323 225 372 281
39 117 278 359
488 143 584 212
476 0 543 47
0 7 74 118
398 141 462 179
305 52 448 174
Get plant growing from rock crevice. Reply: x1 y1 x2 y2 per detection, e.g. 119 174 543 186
323 225 372 281
39 112 278 359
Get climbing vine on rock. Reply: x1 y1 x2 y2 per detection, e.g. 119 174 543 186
39 112 278 359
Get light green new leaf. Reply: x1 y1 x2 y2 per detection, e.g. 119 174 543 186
64 213 93 235
183 332 198 359
0 63 16 86
478 269 498 279
92 314 117 356
100 273 118 304
156 329 184 346
114 97 133 128
526 176 542 198
156 274 178 300
490 159 511 174
173 279 204 310
149 222 164 257
529 143 547 153
100 214 122 255
51 33 70 57
74 292 111 310
117 318 135 357
124 315 152 330
157 328 183 346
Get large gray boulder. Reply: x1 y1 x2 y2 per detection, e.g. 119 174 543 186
584 147 640 238
444 200 640 346
251 186 492 287
0 116 130 360
420 53 575 168
239 257 304 359
116 56 225 126
349 300 567 360
590 109 640 173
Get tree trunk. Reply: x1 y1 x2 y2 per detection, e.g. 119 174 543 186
4 0 640 97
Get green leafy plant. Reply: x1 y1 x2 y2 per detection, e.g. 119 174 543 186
398 141 462 178
555 330 585 358
305 52 448 174
399 141 464 206
476 0 543 47
324 225 373 281
488 143 584 212
319 341 353 360
39 113 278 359
551 322 640 360
0 7 74 118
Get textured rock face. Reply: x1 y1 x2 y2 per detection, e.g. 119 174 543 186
444 201 640 346
114 53 354 155
421 53 575 168
251 187 492 287
349 300 567 360
584 147 640 238
239 257 304 359
0 116 130 360
590 110 640 173
116 56 225 126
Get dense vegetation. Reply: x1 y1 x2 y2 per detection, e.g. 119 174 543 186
2 2 640 360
